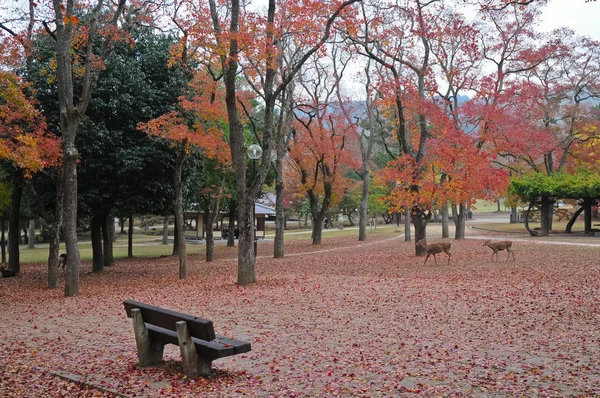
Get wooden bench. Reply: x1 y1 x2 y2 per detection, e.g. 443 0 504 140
123 300 251 378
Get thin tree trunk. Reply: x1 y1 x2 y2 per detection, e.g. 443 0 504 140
453 203 467 240
565 205 584 233
27 219 36 248
404 208 411 242
172 221 179 256
1 217 6 264
128 213 134 258
584 198 593 235
36 169 64 289
103 213 114 267
174 150 187 279
524 201 538 236
540 196 553 237
227 202 236 247
205 199 219 262
91 214 104 273
237 197 256 284
162 214 169 245
274 173 285 256
411 210 430 256
510 206 518 223
358 170 369 242
441 203 449 239
8 178 23 274
47 220 61 288
274 82 294 258
63 128 81 296
205 217 215 263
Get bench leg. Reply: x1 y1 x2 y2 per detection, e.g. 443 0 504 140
131 308 164 366
176 321 212 378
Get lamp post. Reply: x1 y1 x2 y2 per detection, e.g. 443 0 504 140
246 144 262 258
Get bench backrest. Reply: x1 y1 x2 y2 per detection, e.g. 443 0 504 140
124 300 216 341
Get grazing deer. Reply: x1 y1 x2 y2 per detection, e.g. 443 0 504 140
416 239 452 265
58 253 67 272
483 240 515 262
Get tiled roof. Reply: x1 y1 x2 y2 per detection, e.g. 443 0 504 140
255 203 276 215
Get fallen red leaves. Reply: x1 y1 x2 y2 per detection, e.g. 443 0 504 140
0 233 599 396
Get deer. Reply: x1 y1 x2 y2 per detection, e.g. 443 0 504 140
415 239 452 265
483 240 515 262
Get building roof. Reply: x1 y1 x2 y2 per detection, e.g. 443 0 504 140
255 203 276 215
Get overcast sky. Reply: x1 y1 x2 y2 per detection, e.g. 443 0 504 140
539 0 600 40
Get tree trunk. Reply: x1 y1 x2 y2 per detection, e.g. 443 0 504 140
452 203 467 240
540 196 553 237
358 169 369 242
128 213 134 258
524 202 538 236
565 205 584 233
27 219 36 248
47 220 61 289
91 214 104 273
584 198 593 235
120 217 126 234
40 169 64 289
172 221 179 256
162 214 169 245
174 150 187 279
237 197 256 285
8 178 23 274
63 127 81 297
510 206 518 223
441 203 449 239
205 199 218 263
1 217 6 264
404 208 411 242
274 170 286 256
205 223 215 262
411 210 430 256
103 213 114 267
227 202 236 247
274 83 294 258
311 215 325 245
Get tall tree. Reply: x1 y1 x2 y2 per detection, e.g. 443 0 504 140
140 71 231 279
0 71 61 275
202 0 360 284
288 54 360 244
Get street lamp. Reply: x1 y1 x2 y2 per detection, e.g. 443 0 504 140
246 144 262 258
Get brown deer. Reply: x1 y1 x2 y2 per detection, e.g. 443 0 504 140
416 239 452 265
483 240 515 262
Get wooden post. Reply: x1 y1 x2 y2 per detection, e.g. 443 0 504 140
131 308 164 366
176 321 212 378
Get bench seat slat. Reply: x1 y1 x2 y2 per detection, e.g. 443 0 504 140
214 334 251 354
147 325 236 360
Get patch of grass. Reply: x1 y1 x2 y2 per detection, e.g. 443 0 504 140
17 234 211 264
472 220 587 234
264 223 402 240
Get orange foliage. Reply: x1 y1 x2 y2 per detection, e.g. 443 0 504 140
375 101 509 213
138 71 231 165
287 106 360 205
0 71 61 177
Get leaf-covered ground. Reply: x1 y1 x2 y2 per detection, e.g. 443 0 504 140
1 232 599 397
